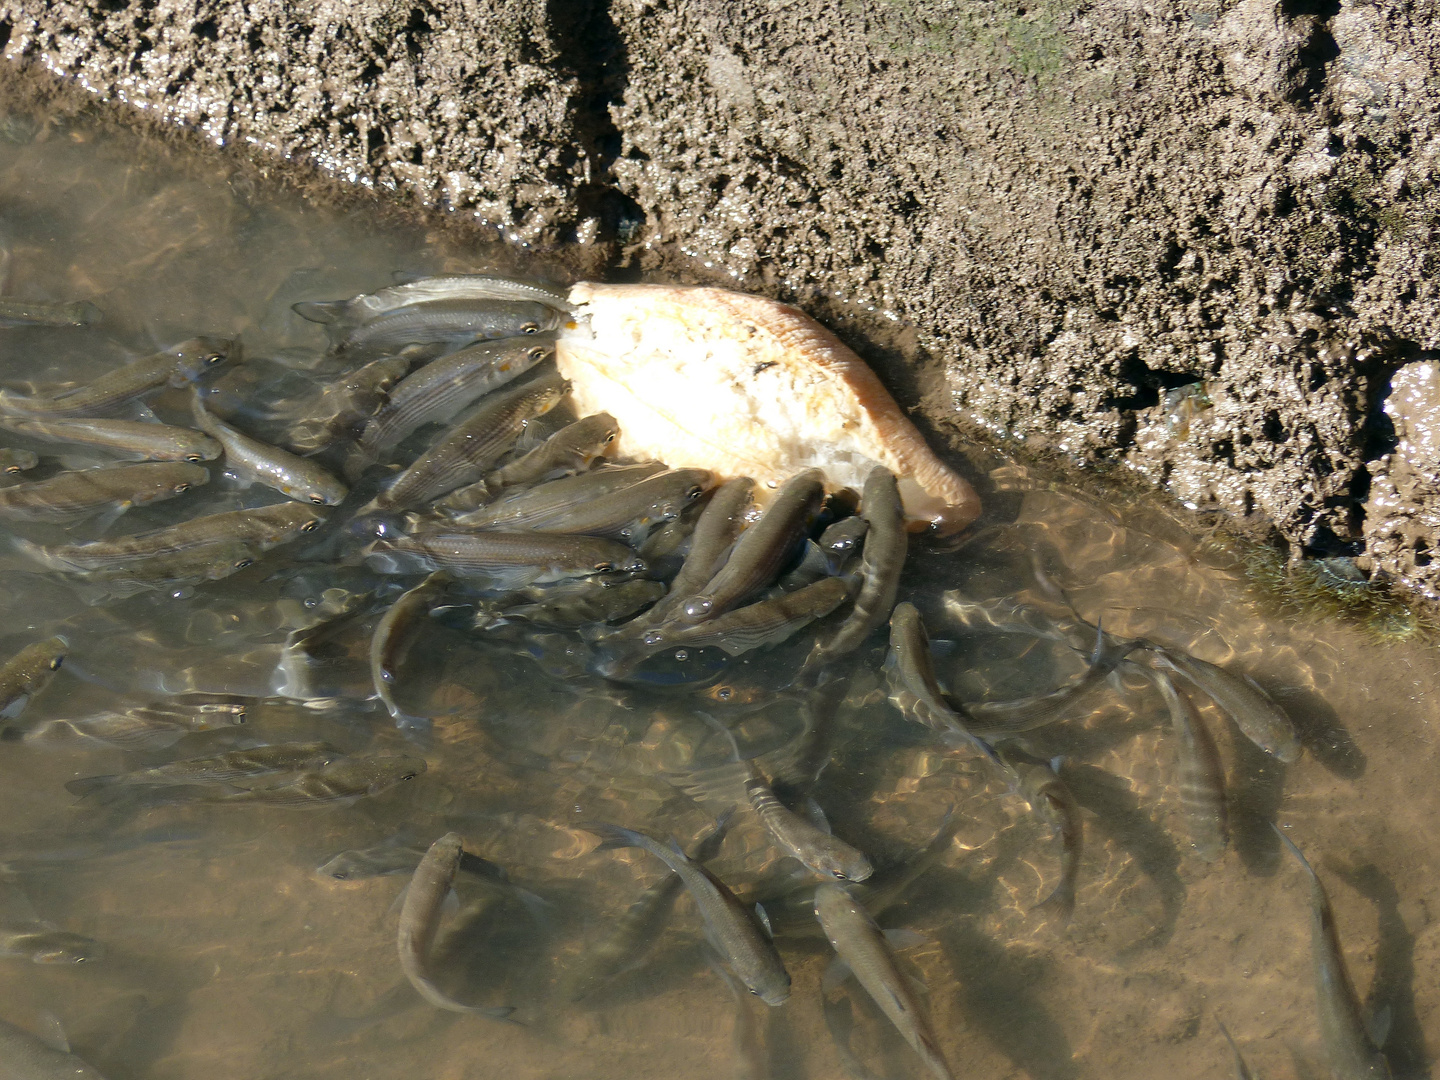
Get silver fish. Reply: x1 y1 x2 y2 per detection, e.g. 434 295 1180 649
995 745 1083 921
0 636 66 719
371 372 567 509
584 821 791 1005
217 753 427 806
813 882 954 1080
1274 826 1393 1079
370 571 450 722
358 334 555 452
0 336 235 416
1216 1018 1256 1080
885 603 997 762
804 467 907 673
0 415 221 462
0 448 38 473
69 540 263 598
476 411 619 496
1151 670 1228 862
34 694 248 751
494 577 665 630
447 461 667 526
461 468 712 544
16 502 324 572
0 1016 108 1079
279 355 411 454
191 390 347 505
0 461 207 523
1154 649 1301 763
396 832 517 1017
0 924 102 964
0 297 101 327
707 714 872 881
65 741 341 797
678 468 825 622
367 532 644 589
294 275 575 326
335 298 564 356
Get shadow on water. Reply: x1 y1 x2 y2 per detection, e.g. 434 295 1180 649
1062 762 1186 951
939 920 1080 1080
1227 729 1288 876
1327 861 1431 1080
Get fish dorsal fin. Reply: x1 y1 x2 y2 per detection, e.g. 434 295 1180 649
1368 1004 1393 1049
802 796 832 834
821 955 853 994
1050 755 1066 774
754 902 773 938
882 927 928 951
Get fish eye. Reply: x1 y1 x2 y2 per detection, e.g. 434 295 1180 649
184 453 203 462
717 687 733 701
685 486 703 501
749 989 760 997
400 771 418 781
301 519 320 532
173 483 191 493
72 955 88 963
4 465 19 474
595 561 615 572
48 657 63 670
205 353 225 365
309 494 326 505
234 558 254 569
521 322 540 334
527 347 547 360
604 433 616 444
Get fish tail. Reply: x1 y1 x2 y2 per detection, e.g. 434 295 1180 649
1032 881 1076 923
581 820 650 852
292 300 350 325
64 774 118 798
11 537 74 573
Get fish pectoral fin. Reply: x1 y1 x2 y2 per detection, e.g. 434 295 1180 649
754 902 774 938
821 956 853 994
33 1010 71 1054
802 796 832 835
1367 1003 1393 1049
881 927 928 951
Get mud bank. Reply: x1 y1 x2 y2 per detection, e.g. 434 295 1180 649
1 0 1439 593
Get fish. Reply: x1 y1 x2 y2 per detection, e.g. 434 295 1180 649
369 372 567 509
0 297 102 327
366 532 644 589
1273 825 1393 1079
318 840 518 886
294 274 575 326
885 603 997 762
191 390 347 505
0 1015 109 1079
804 467 908 673
813 882 954 1080
0 448 38 472
396 832 517 1017
584 821 791 1004
677 468 825 623
460 468 712 545
216 753 427 806
0 925 102 964
1150 670 1228 861
473 411 619 497
1153 648 1302 763
1216 1018 1256 1080
0 461 208 523
15 502 325 573
32 693 248 751
995 744 1083 921
494 577 665 630
0 636 66 719
69 540 263 598
65 741 342 798
334 298 564 356
556 283 981 532
564 813 733 1001
278 355 412 454
370 572 450 722
0 415 222 462
0 336 236 416
446 461 668 526
705 713 872 881
358 334 555 452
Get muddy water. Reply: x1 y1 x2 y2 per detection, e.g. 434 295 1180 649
0 100 1434 1080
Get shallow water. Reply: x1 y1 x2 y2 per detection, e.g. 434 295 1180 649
0 97 1435 1080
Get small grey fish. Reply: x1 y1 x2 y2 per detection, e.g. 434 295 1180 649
0 1016 108 1079
71 540 262 598
217 753 427 806
0 461 207 523
1150 670 1228 862
464 468 712 545
476 411 618 497
564 813 733 1002
371 372 567 509
814 882 954 1080
370 572 451 722
1274 826 1393 1079
319 840 527 890
396 832 517 1018
191 390 347 505
38 694 247 751
1154 648 1301 763
0 924 102 964
995 745 1083 922
1216 1018 1256 1080
804 467 908 673
336 298 564 356
0 297 101 327
584 821 791 1005
447 461 668 526
294 275 575 326
16 502 325 572
65 741 341 798
0 415 221 462
0 636 66 719
367 532 644 589
706 714 872 881
495 577 665 630
279 355 411 454
0 448 37 473
678 468 825 623
358 334 555 452
885 603 998 762
0 336 235 416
